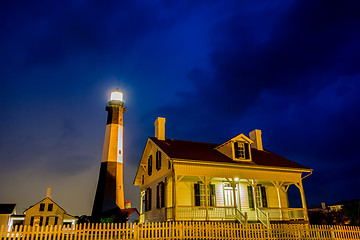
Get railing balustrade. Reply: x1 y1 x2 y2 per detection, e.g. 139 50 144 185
165 206 247 222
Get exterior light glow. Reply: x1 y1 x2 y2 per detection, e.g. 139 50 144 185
110 91 123 102
234 178 239 182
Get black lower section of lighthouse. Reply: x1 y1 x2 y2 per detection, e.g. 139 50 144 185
92 162 119 220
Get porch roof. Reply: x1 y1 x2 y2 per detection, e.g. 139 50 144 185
150 137 310 170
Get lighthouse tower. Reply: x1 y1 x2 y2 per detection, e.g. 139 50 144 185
92 89 126 219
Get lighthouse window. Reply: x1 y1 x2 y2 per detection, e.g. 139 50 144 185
156 150 162 170
148 155 153 176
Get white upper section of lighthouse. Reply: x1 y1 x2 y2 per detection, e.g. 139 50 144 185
110 91 124 102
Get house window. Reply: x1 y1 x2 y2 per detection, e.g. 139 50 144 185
234 141 250 160
54 217 58 225
39 216 43 226
30 216 34 226
156 150 162 170
148 155 153 176
156 181 165 208
141 175 144 185
39 203 45 211
45 217 49 226
247 185 267 209
168 159 171 169
48 203 53 211
194 182 216 207
144 187 152 211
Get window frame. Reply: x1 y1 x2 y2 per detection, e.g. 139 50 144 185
39 203 45 211
148 155 153 176
194 182 216 207
48 203 53 211
233 141 250 160
156 150 162 171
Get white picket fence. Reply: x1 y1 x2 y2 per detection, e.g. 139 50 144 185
1 222 360 240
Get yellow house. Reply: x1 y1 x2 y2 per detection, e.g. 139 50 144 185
23 189 77 227
134 118 312 225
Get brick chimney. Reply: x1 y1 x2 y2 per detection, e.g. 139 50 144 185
46 187 52 199
249 129 263 150
155 117 166 140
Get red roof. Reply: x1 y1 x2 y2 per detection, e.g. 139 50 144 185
150 137 310 170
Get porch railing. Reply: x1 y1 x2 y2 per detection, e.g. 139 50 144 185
256 208 270 228
260 207 305 221
165 206 247 222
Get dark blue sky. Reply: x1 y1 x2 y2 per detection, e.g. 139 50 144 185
1 0 360 216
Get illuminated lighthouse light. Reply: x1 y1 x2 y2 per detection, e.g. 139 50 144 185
110 91 124 102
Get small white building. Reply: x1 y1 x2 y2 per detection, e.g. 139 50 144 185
134 118 312 224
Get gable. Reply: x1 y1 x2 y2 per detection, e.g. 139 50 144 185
215 134 254 161
133 138 171 186
24 198 66 214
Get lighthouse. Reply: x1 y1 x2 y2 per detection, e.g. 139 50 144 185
92 89 126 219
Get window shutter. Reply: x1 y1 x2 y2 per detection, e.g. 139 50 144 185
149 188 152 210
244 142 250 159
156 184 160 209
261 186 268 208
209 184 216 207
194 183 200 206
247 186 254 209
156 151 159 170
234 142 240 158
159 151 162 169
144 190 148 211
161 182 165 208
148 155 152 176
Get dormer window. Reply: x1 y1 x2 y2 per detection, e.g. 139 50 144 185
234 141 250 160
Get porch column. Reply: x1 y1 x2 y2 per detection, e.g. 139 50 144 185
140 191 145 215
231 179 238 209
295 181 309 221
271 181 284 220
173 173 177 221
204 177 209 221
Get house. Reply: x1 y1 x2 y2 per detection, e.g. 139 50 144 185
23 188 77 227
134 118 312 224
0 204 16 228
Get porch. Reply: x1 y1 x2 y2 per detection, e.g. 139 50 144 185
140 174 309 225
164 206 305 223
